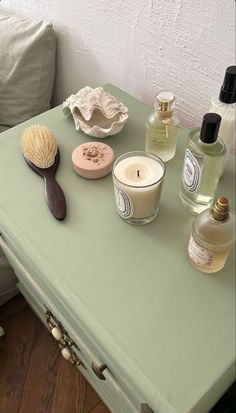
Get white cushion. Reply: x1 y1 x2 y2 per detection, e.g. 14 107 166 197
0 11 56 129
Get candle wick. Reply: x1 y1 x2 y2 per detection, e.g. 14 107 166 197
137 170 140 177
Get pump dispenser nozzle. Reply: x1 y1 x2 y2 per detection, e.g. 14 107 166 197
219 66 236 104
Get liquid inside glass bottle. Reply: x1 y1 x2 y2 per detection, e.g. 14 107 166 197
187 197 235 273
179 113 226 215
145 91 180 162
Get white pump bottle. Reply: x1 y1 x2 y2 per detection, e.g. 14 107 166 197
209 66 236 173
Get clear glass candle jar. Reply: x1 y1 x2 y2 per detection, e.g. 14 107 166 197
112 151 166 225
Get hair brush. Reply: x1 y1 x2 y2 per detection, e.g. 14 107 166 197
21 124 66 221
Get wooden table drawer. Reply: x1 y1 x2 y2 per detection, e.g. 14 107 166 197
1 235 140 413
17 280 139 413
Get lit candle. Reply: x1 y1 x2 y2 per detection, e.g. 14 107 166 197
112 151 165 224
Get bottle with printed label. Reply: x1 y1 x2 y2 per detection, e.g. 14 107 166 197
209 66 236 174
179 113 226 215
145 90 180 162
187 197 235 273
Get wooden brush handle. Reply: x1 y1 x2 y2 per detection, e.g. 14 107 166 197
24 151 66 221
44 174 66 221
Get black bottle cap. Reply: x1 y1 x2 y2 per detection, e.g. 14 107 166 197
200 113 221 143
219 66 236 103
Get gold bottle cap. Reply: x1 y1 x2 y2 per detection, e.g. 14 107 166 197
154 90 175 112
212 197 230 221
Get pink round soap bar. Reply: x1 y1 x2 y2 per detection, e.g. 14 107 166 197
72 142 115 179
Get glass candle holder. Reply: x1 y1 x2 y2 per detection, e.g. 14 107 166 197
112 151 166 224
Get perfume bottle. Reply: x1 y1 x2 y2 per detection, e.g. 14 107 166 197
179 113 226 215
187 197 235 273
145 90 180 162
209 66 236 173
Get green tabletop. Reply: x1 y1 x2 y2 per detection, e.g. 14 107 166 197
0 84 235 413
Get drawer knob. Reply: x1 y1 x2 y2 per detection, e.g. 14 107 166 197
91 362 107 380
61 346 71 360
61 347 85 369
51 326 63 341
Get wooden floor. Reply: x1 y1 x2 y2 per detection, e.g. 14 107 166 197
0 294 111 413
1 295 235 413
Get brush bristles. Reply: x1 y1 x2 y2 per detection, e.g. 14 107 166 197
21 124 58 168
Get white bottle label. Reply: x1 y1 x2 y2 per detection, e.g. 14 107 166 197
188 235 215 267
182 149 201 192
150 129 167 148
114 185 133 218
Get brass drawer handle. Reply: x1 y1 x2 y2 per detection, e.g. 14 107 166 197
44 306 80 350
91 362 107 380
44 306 85 369
61 346 85 367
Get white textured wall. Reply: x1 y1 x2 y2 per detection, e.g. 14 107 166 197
0 0 235 127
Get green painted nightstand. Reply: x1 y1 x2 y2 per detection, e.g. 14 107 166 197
0 84 235 413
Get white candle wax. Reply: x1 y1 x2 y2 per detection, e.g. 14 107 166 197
113 154 165 222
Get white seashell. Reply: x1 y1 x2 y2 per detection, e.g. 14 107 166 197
63 86 128 138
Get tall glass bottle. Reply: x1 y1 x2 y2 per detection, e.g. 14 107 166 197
145 90 180 162
209 66 236 173
179 113 226 215
187 197 235 273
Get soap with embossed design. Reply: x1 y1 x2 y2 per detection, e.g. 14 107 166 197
72 142 115 179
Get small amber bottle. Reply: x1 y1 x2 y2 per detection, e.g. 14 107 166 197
187 197 235 273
